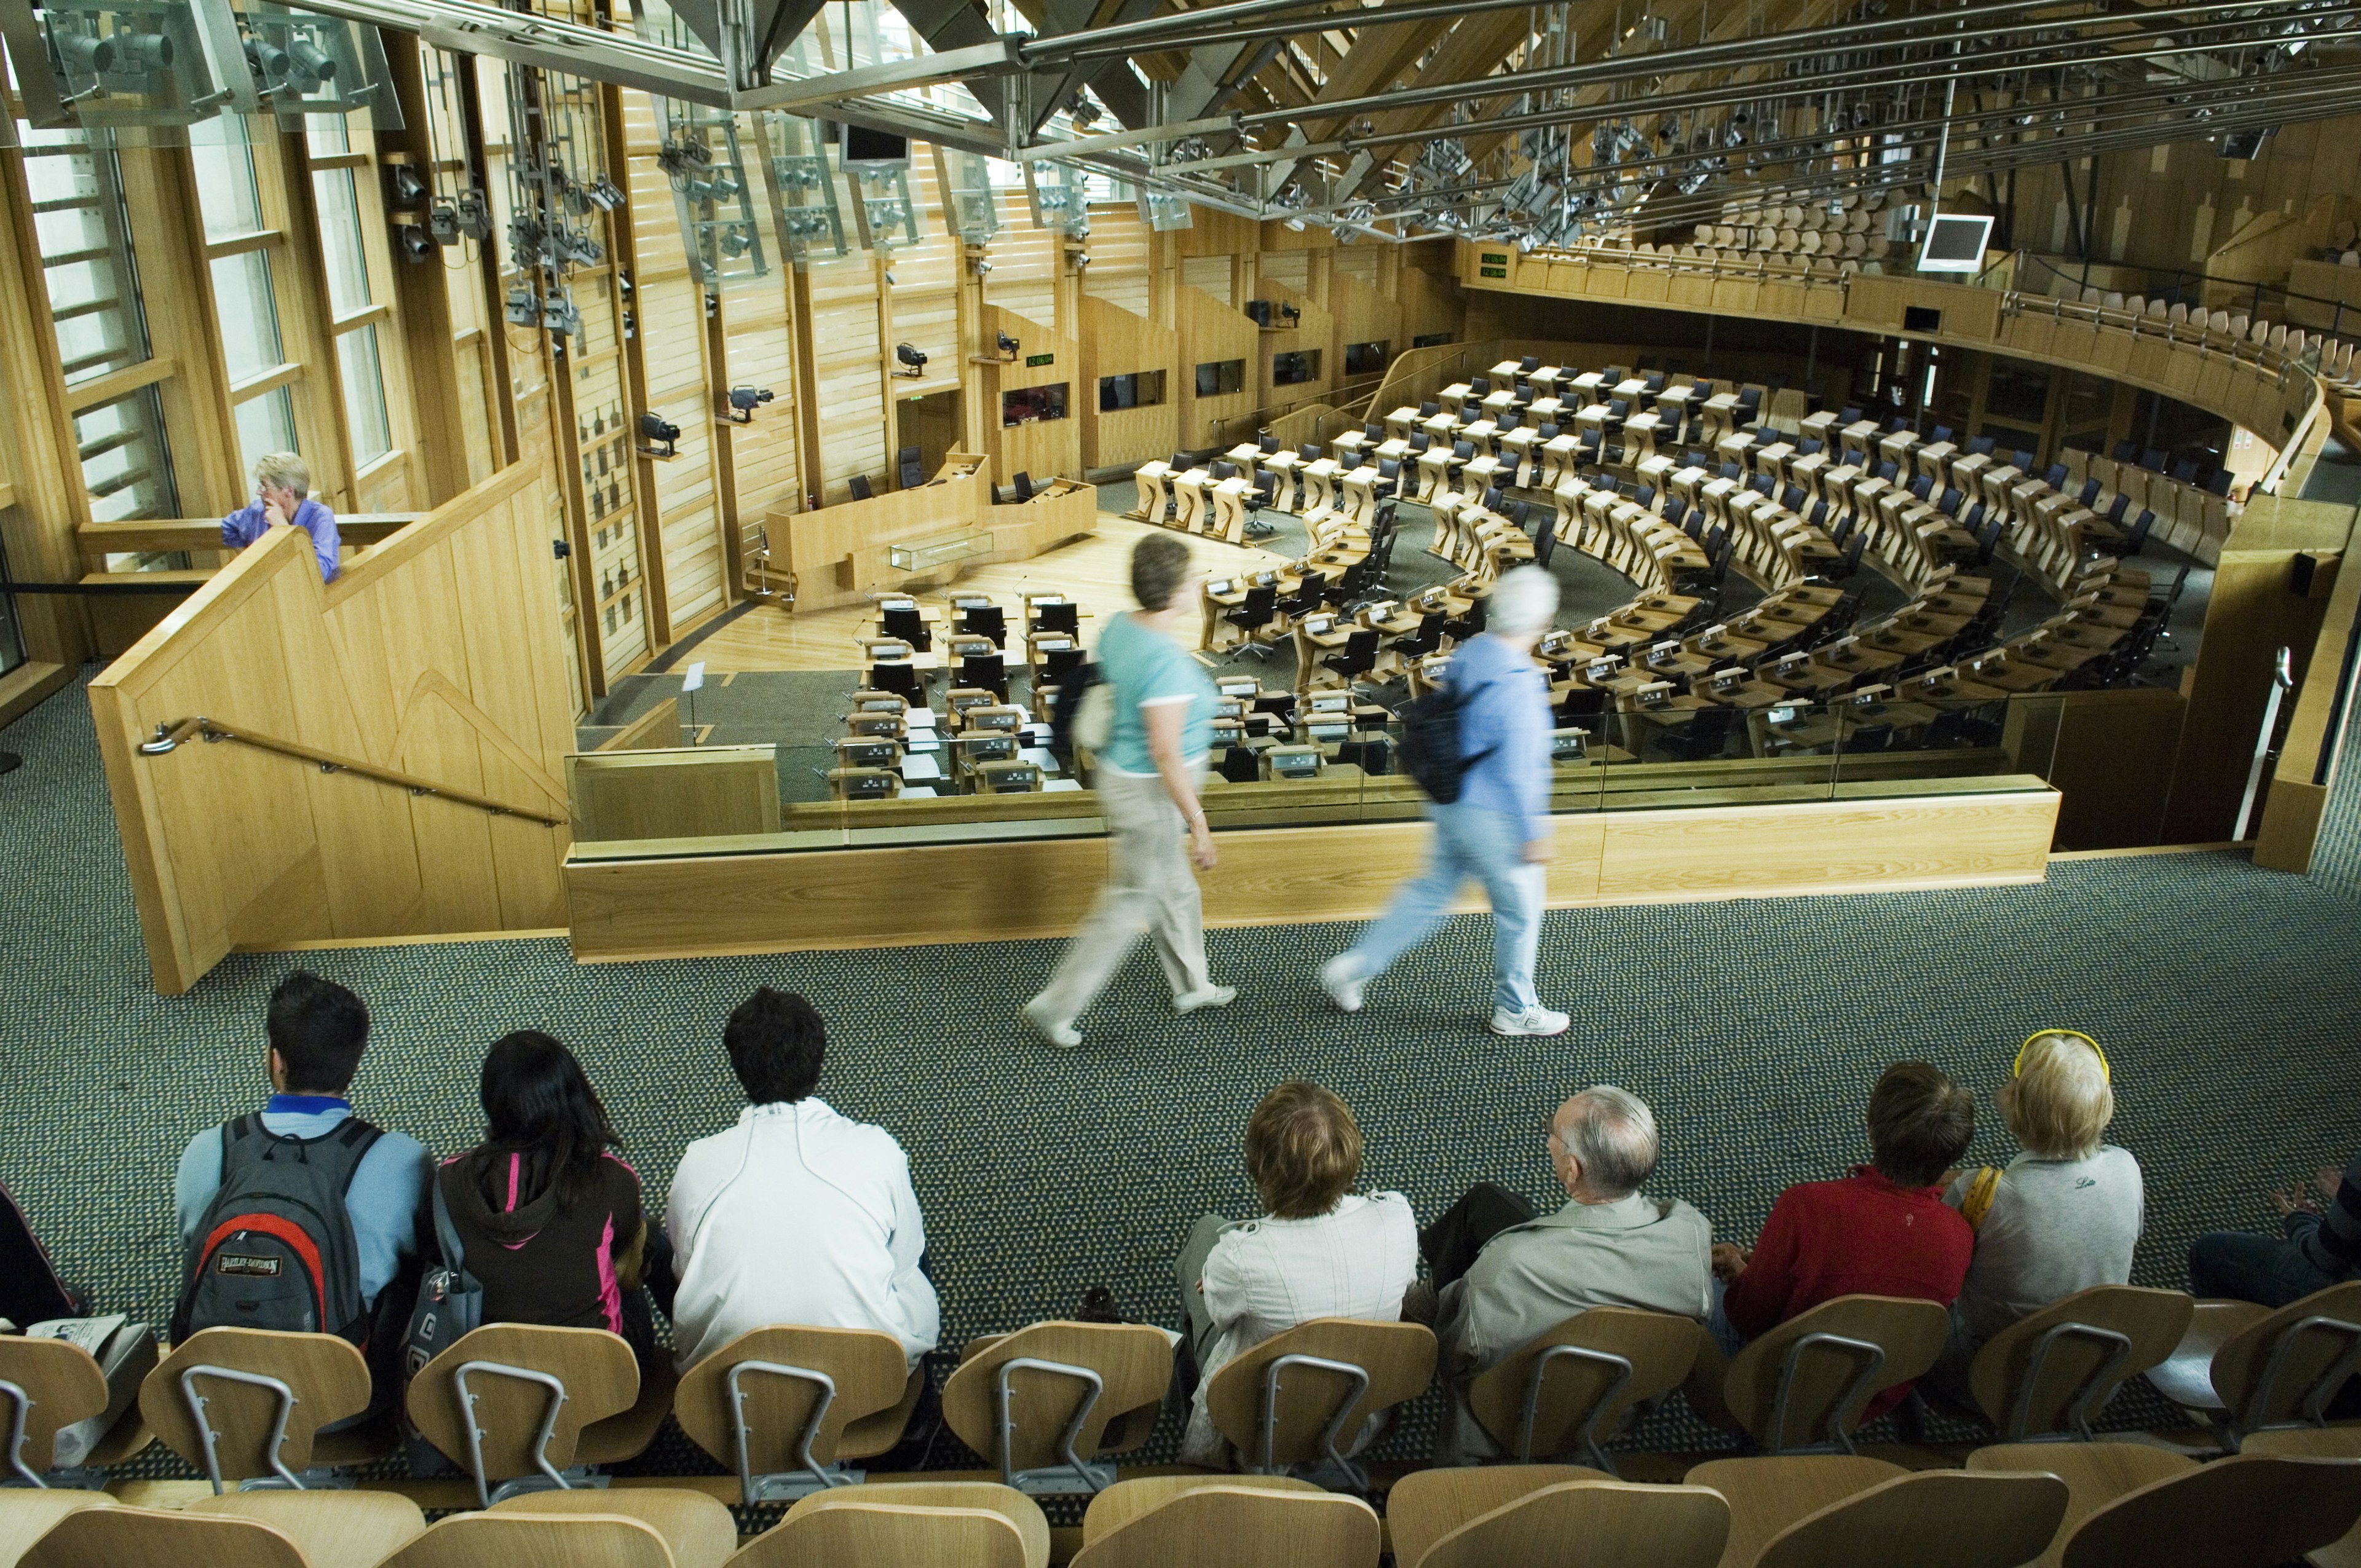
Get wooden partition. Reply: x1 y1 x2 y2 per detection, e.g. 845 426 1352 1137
1078 293 1180 473
975 304 1083 487
1176 285 1261 452
566 779 2059 961
568 747 781 841
88 464 578 995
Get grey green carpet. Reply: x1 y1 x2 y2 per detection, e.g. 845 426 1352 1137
4 668 2354 1484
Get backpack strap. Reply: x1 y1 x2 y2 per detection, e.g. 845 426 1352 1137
330 1117 385 1197
427 1169 476 1286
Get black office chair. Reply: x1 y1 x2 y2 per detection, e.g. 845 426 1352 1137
1300 441 1323 463
880 604 931 652
1556 685 1608 723
870 662 921 701
1040 645 1086 685
1277 571 1330 625
1321 627 1380 687
1011 471 1035 503
1445 594 1487 642
1533 512 1560 570
957 604 1007 647
1377 457 1403 498
898 446 923 489
958 652 1008 696
1030 600 1080 637
1335 736 1390 776
1225 584 1280 657
1395 609 1447 661
1213 460 1239 481
1470 376 1490 395
848 474 874 501
1519 355 1541 373
2124 509 2156 555
1845 722 1894 754
1219 746 1262 784
1656 703 1738 761
1418 400 1440 419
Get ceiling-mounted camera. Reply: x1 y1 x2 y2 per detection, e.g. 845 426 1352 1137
727 386 774 423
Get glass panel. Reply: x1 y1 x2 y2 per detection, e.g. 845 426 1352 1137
306 112 351 157
16 123 152 387
338 323 390 464
0 531 23 678
75 390 181 524
210 250 285 384
233 387 298 476
188 125 266 239
312 167 373 313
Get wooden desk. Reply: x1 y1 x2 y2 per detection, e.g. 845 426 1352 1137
1861 624 1948 656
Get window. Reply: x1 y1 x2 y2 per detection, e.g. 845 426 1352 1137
211 251 285 385
313 168 374 315
1272 349 1321 386
339 326 392 464
1098 369 1166 411
17 125 152 387
192 122 305 481
76 392 181 524
234 388 299 476
1412 333 1455 349
1343 341 1388 376
1195 358 1245 397
0 534 23 679
1002 384 1069 426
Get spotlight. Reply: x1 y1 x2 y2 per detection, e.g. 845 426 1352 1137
728 385 773 422
581 176 625 212
428 202 459 244
454 189 490 241
996 330 1018 359
396 224 433 262
389 164 428 207
638 412 680 459
542 296 581 337
970 256 993 275
114 31 173 71
285 35 336 85
719 224 754 259
894 342 927 377
1072 251 1093 268
1069 93 1100 128
57 31 117 74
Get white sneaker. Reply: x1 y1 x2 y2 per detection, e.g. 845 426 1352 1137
1174 984 1237 1015
1319 954 1367 1013
1022 995 1082 1048
1491 1005 1571 1038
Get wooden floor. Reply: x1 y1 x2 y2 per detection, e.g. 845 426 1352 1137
685 511 1297 673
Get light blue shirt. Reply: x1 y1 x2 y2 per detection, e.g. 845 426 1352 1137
174 1095 430 1309
221 497 341 582
1096 610 1215 775
1447 632 1554 841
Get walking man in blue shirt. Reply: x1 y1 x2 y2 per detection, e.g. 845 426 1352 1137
1318 565 1568 1036
220 452 341 582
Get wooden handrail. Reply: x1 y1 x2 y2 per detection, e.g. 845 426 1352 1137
138 716 566 827
77 514 423 557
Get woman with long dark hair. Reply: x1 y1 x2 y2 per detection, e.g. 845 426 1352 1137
436 1031 657 1365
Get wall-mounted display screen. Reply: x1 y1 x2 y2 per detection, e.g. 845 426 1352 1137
1099 369 1168 411
1002 384 1069 426
1917 212 1994 273
1343 341 1388 376
1272 349 1321 386
1195 358 1245 397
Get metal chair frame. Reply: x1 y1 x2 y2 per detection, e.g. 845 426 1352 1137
1249 1352 1372 1493
178 1363 354 1494
1762 1331 1886 1456
1512 1343 1634 1473
452 1358 607 1510
727 1358 865 1503
2242 1313 2361 1440
2001 1322 2134 1441
992 1355 1113 1496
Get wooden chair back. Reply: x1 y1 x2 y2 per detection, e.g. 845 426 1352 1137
781 1483 1049 1568
139 1329 370 1484
732 1502 1035 1568
2210 1281 2361 1430
1465 1308 1701 1465
0 1338 108 1473
940 1322 1173 1475
1756 1470 2068 1568
1067 1486 1381 1568
1685 1455 1907 1568
1968 1285 2194 1439
383 1512 676 1568
21 1506 307 1568
404 1325 639 1493
1415 1479 1726 1568
1964 1440 2197 1568
1080 1477 1322 1550
1205 1319 1436 1470
187 1491 427 1568
674 1326 914 1475
494 1487 741 1568
2059 1454 2361 1568
1723 1295 1949 1452
0 1494 114 1568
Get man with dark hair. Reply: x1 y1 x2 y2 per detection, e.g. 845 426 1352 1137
1707 1062 1976 1419
665 987 938 1371
172 971 430 1409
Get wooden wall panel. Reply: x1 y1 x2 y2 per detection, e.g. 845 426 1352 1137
1177 285 1261 453
566 781 2061 961
978 304 1082 483
88 463 575 993
1254 276 1335 407
1078 293 1178 472
1181 255 1235 306
807 256 890 502
983 191 1059 328
1082 206 1153 318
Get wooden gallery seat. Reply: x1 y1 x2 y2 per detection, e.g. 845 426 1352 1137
730 1483 1050 1568
1202 1318 1436 1489
381 1511 675 1568
138 1329 380 1491
1066 1481 1379 1568
1964 1441 2199 1568
405 1324 675 1508
940 1322 1173 1494
1683 1455 1905 1568
186 1492 429 1568
0 1494 114 1568
1685 1295 1950 1454
1745 1469 2067 1568
1386 1471 1726 1568
672 1325 922 1502
1463 1307 1701 1470
2149 1281 2361 1442
492 1489 740 1568
20 1499 424 1568
2038 1452 2361 1568
0 1332 154 1484
1961 1285 2193 1441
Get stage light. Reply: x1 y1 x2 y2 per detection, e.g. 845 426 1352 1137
57 31 117 73
396 225 433 262
285 35 336 85
727 385 773 423
894 342 927 377
114 31 173 70
389 165 428 207
996 330 1018 359
638 413 680 458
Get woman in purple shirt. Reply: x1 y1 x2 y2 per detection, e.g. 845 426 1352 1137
1318 565 1568 1036
220 451 341 582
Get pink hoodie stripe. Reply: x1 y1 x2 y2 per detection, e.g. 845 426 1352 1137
505 1152 521 1213
595 1211 622 1335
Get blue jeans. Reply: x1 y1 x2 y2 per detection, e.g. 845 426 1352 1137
2189 1216 2358 1307
1706 1275 1746 1358
1344 802 1544 1013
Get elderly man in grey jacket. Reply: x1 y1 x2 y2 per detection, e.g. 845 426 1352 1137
1414 1085 1713 1463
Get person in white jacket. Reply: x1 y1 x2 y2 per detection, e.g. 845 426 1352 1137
665 988 939 1371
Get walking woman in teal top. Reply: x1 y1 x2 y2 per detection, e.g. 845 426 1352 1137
1024 534 1236 1047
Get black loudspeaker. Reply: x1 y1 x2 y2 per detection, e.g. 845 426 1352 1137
2292 553 2319 596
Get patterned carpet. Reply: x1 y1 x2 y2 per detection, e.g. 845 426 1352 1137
5 668 2359 1481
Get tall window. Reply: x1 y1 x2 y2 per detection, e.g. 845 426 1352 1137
191 122 300 476
311 123 394 470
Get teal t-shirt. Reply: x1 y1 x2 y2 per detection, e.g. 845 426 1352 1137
1096 610 1216 774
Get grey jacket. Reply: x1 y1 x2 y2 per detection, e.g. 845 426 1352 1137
1435 1190 1714 1462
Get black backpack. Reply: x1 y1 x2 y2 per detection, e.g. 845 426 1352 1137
173 1114 382 1344
1047 659 1102 762
1398 676 1495 804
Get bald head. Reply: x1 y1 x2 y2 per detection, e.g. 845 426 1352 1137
1549 1086 1659 1202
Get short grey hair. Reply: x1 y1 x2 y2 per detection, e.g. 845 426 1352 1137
255 451 311 500
1489 565 1560 638
1558 1085 1659 1199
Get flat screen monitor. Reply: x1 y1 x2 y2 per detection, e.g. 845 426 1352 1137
842 122 911 169
1917 211 1994 273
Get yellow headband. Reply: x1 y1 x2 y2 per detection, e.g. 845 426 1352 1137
2016 1030 2109 1082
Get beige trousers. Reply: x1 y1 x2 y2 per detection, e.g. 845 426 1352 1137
1033 766 1211 1021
